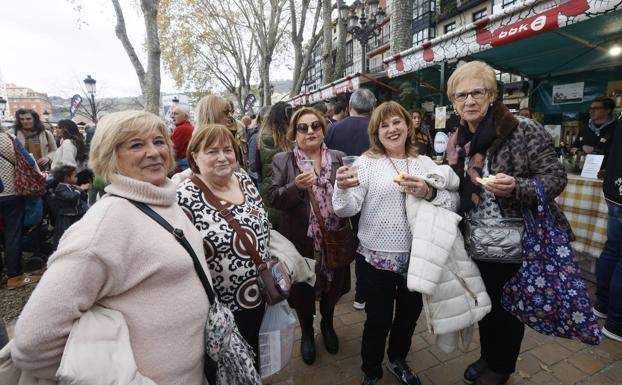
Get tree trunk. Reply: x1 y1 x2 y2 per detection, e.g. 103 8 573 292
289 0 322 96
320 0 333 85
390 0 412 55
111 0 161 115
261 59 272 106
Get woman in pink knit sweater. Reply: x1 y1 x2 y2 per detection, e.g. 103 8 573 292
11 111 211 385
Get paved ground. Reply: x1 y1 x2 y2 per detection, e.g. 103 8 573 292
6 265 622 385
261 265 622 385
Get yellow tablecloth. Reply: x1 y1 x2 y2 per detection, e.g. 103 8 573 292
556 174 608 260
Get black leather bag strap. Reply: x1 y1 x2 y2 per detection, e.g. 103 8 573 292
126 199 216 304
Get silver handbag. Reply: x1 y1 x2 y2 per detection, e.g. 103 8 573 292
464 216 525 263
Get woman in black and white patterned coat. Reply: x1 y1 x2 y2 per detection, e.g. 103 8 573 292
176 124 269 367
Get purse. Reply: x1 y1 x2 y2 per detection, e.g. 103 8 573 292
501 179 601 345
464 215 524 263
127 199 262 385
0 136 46 197
191 175 289 305
308 190 355 270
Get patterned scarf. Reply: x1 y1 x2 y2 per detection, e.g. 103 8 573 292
293 143 339 256
455 107 497 212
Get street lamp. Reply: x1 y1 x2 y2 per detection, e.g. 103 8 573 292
339 0 385 73
0 96 6 120
43 110 50 121
172 96 180 105
83 75 98 123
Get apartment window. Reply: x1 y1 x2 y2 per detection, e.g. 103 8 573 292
413 0 436 20
472 8 486 21
444 22 456 34
502 0 518 7
413 28 435 45
345 41 353 64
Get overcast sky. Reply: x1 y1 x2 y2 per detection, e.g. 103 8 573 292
0 0 179 98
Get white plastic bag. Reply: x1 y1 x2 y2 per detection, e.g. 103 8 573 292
258 301 296 378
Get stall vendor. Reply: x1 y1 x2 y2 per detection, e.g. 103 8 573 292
572 96 617 160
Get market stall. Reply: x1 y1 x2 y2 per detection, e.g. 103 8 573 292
556 175 608 274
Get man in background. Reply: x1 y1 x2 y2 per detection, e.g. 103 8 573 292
170 106 194 171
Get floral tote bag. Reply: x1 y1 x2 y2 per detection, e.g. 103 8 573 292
501 179 601 345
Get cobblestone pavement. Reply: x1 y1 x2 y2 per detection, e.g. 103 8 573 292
5 267 622 385
263 268 622 385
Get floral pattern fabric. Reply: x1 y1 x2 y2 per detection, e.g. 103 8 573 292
501 179 601 345
357 244 410 276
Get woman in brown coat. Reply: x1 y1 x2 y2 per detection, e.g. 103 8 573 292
445 61 570 385
269 107 350 365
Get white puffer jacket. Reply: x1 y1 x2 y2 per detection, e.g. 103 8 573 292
406 165 491 353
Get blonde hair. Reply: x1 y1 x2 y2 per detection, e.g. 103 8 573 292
447 61 498 101
366 101 419 158
195 95 230 128
287 107 327 142
186 124 239 174
89 111 174 183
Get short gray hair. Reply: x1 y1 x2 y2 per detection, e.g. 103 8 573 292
350 88 376 114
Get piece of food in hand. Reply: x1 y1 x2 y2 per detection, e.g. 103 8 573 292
393 172 408 183
476 175 497 185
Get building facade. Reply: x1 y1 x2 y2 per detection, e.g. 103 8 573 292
6 83 52 121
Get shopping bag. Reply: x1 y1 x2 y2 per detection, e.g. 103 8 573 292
258 301 296 378
501 179 601 345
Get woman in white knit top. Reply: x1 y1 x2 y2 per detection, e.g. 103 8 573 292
11 111 210 385
333 101 459 385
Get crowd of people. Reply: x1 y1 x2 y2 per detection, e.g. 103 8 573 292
0 60 620 385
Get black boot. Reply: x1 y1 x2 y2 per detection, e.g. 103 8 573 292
320 299 339 354
299 313 316 365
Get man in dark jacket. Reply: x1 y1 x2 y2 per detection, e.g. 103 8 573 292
596 116 622 342
324 88 376 156
324 87 376 311
572 97 617 164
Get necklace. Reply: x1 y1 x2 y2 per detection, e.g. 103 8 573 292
388 156 409 176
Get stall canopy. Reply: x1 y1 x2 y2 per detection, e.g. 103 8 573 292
287 72 401 106
384 0 622 80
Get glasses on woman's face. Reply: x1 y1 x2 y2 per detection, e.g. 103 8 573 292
224 108 233 115
453 88 488 102
296 121 322 134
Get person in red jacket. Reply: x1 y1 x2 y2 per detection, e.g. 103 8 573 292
170 106 194 171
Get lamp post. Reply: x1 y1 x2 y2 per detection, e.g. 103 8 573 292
339 0 385 74
172 96 180 106
0 96 6 121
43 110 50 122
83 75 97 123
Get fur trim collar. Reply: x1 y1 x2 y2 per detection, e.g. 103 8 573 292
488 101 519 155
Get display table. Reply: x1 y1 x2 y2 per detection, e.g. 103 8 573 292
556 174 608 273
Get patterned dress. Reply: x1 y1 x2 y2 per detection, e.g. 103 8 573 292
177 172 270 312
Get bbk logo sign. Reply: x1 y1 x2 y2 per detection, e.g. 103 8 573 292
491 9 558 47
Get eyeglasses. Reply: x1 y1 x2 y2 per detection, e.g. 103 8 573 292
453 88 488 102
224 109 233 115
296 121 322 133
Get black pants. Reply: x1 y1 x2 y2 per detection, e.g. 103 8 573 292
476 260 525 374
0 197 25 278
361 260 423 379
233 304 266 369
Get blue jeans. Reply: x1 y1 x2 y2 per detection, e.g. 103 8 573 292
596 202 622 335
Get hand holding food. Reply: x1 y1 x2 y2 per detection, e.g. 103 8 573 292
483 173 516 198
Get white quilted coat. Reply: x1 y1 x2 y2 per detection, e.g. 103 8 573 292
406 166 491 353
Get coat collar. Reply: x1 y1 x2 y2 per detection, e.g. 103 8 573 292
488 101 519 155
